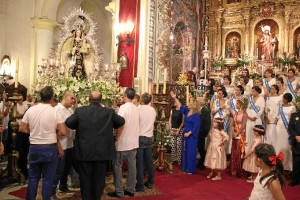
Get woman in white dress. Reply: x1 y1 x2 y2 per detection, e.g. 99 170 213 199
224 75 235 98
254 78 268 99
263 69 276 92
276 76 286 97
239 76 251 97
245 86 265 153
286 69 299 99
274 93 295 171
265 85 281 145
242 68 253 88
212 89 230 134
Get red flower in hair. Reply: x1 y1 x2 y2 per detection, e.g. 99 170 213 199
268 152 284 165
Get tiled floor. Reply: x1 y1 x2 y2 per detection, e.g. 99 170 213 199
0 157 24 199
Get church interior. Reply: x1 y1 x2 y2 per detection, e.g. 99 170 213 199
1 0 300 199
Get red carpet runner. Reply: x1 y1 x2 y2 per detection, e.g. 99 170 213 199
9 166 299 199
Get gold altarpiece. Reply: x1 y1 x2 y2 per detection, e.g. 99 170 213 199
204 0 300 70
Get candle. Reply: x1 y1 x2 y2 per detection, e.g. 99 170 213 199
156 68 160 94
15 58 19 88
186 85 189 106
163 68 167 94
104 63 109 71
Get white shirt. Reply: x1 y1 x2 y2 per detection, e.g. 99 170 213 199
117 102 139 151
17 102 28 124
55 103 75 150
22 103 64 144
23 100 35 107
138 104 156 137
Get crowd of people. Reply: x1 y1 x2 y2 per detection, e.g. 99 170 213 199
0 66 300 199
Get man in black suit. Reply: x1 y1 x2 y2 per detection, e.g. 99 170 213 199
197 97 211 170
288 110 300 186
65 91 125 200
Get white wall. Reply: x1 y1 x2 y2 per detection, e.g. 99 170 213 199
0 0 34 89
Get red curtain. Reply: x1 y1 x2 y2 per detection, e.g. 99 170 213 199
118 0 140 87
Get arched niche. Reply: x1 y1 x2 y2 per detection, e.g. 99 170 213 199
293 26 300 57
172 21 185 55
225 32 241 58
254 19 279 60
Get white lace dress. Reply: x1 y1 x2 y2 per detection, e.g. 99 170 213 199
249 172 275 200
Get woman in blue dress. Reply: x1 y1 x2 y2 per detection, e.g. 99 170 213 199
170 91 201 174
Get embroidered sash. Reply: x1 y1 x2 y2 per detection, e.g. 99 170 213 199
287 78 297 99
230 97 237 113
249 96 264 124
216 100 229 133
279 104 293 144
264 78 271 91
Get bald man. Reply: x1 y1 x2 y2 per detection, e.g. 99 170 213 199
66 91 125 200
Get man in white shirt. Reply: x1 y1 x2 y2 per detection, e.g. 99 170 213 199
135 93 156 192
19 86 67 200
23 94 35 108
108 88 139 198
51 92 76 197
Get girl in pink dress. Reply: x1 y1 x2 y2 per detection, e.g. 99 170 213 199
205 118 229 180
243 125 265 182
248 144 285 200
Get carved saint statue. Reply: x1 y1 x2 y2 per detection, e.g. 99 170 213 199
61 16 95 79
225 36 240 58
260 25 277 60
296 34 300 57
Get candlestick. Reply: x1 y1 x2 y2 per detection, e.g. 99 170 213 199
163 68 167 94
186 85 189 106
156 68 160 94
15 58 19 88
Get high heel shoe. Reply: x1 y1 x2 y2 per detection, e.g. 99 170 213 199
206 172 214 179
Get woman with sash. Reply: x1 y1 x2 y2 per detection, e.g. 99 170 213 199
265 85 281 145
230 98 248 177
276 76 287 96
227 85 244 154
224 75 235 97
245 86 265 153
254 78 268 99
212 89 230 135
274 93 295 171
263 69 276 92
239 76 251 97
286 69 299 99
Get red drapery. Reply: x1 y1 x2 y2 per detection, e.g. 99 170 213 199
118 0 140 87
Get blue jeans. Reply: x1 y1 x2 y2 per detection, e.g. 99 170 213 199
136 136 154 190
26 145 58 200
51 153 65 196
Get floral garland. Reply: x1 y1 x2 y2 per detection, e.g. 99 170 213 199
279 52 295 65
33 77 121 107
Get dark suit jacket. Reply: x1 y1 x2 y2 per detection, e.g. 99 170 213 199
198 106 211 138
288 112 300 154
65 103 125 161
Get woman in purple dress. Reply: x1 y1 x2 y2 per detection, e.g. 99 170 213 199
170 92 201 174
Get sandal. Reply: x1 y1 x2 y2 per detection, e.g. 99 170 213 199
207 172 214 179
212 176 222 181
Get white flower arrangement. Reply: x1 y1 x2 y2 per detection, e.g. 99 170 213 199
33 77 122 107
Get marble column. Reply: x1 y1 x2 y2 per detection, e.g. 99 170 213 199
30 18 59 90
105 0 120 63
